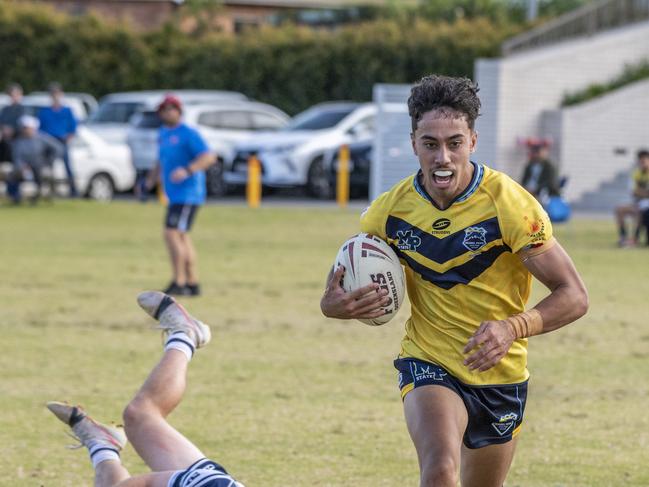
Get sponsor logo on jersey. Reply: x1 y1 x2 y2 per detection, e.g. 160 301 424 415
396 229 421 251
431 218 452 235
462 226 487 251
432 218 451 230
525 216 547 243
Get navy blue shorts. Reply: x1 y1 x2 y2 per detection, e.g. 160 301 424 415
168 458 242 487
165 204 199 232
394 357 528 449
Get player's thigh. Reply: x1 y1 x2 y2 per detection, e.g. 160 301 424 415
403 384 468 468
460 437 518 487
115 470 175 487
127 415 205 473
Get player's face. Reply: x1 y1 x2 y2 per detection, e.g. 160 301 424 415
411 109 477 209
159 105 181 126
639 156 649 171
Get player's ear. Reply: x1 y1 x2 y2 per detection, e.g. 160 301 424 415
469 130 478 153
411 132 418 156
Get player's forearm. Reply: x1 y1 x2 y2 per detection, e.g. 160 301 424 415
530 281 588 334
513 241 589 338
188 152 216 173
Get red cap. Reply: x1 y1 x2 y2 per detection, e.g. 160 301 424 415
157 94 182 113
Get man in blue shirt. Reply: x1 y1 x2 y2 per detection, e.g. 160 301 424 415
148 94 216 296
38 82 78 197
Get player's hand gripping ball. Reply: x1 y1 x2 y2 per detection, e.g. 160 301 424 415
334 233 405 326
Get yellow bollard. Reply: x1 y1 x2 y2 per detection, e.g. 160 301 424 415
336 144 350 208
246 154 262 208
157 182 168 206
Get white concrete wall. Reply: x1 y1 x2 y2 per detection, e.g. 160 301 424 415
549 79 649 202
474 20 649 181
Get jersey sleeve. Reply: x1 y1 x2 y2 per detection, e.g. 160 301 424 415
498 181 554 254
359 192 390 240
187 128 210 159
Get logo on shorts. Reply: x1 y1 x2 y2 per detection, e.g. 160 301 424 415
491 412 518 436
396 229 421 251
413 363 447 382
462 226 487 251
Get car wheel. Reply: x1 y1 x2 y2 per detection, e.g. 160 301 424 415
307 156 333 199
86 173 114 201
206 160 228 197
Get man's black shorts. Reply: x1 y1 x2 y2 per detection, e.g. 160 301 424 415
394 357 528 449
169 458 240 487
165 204 199 232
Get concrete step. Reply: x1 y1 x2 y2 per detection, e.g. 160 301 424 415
571 169 632 212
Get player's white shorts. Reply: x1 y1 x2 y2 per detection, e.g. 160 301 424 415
168 458 244 487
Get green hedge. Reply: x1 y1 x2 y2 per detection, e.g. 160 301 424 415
0 1 517 114
561 59 649 107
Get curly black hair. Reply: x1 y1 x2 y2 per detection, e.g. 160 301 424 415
407 75 481 132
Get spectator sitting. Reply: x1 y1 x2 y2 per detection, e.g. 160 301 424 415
0 83 26 163
614 149 649 247
6 115 63 204
521 139 560 200
38 82 78 197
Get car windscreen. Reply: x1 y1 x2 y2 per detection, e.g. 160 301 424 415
284 107 355 131
134 111 162 129
89 102 144 123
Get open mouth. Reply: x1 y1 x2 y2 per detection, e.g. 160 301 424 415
432 169 454 187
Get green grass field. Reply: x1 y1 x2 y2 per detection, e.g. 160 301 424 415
1 200 648 486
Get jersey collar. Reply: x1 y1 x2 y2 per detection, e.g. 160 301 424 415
413 161 484 209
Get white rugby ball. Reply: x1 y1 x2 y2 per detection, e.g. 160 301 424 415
334 233 405 326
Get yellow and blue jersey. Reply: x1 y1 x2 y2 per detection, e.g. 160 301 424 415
360 162 554 386
632 168 649 193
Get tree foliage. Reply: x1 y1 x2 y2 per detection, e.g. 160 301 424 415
0 1 520 114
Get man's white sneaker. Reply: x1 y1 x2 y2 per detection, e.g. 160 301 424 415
137 291 211 348
46 401 127 451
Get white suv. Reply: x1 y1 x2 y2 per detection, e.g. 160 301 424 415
224 102 377 196
87 90 248 145
126 101 289 196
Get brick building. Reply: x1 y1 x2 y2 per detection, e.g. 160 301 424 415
31 0 404 32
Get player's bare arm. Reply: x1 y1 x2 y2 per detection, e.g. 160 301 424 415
464 240 589 372
320 265 390 320
146 162 160 190
170 151 217 182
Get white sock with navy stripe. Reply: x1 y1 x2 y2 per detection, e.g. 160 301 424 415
165 332 195 361
88 444 120 468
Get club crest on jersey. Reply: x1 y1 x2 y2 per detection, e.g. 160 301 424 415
462 226 487 251
396 229 421 251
